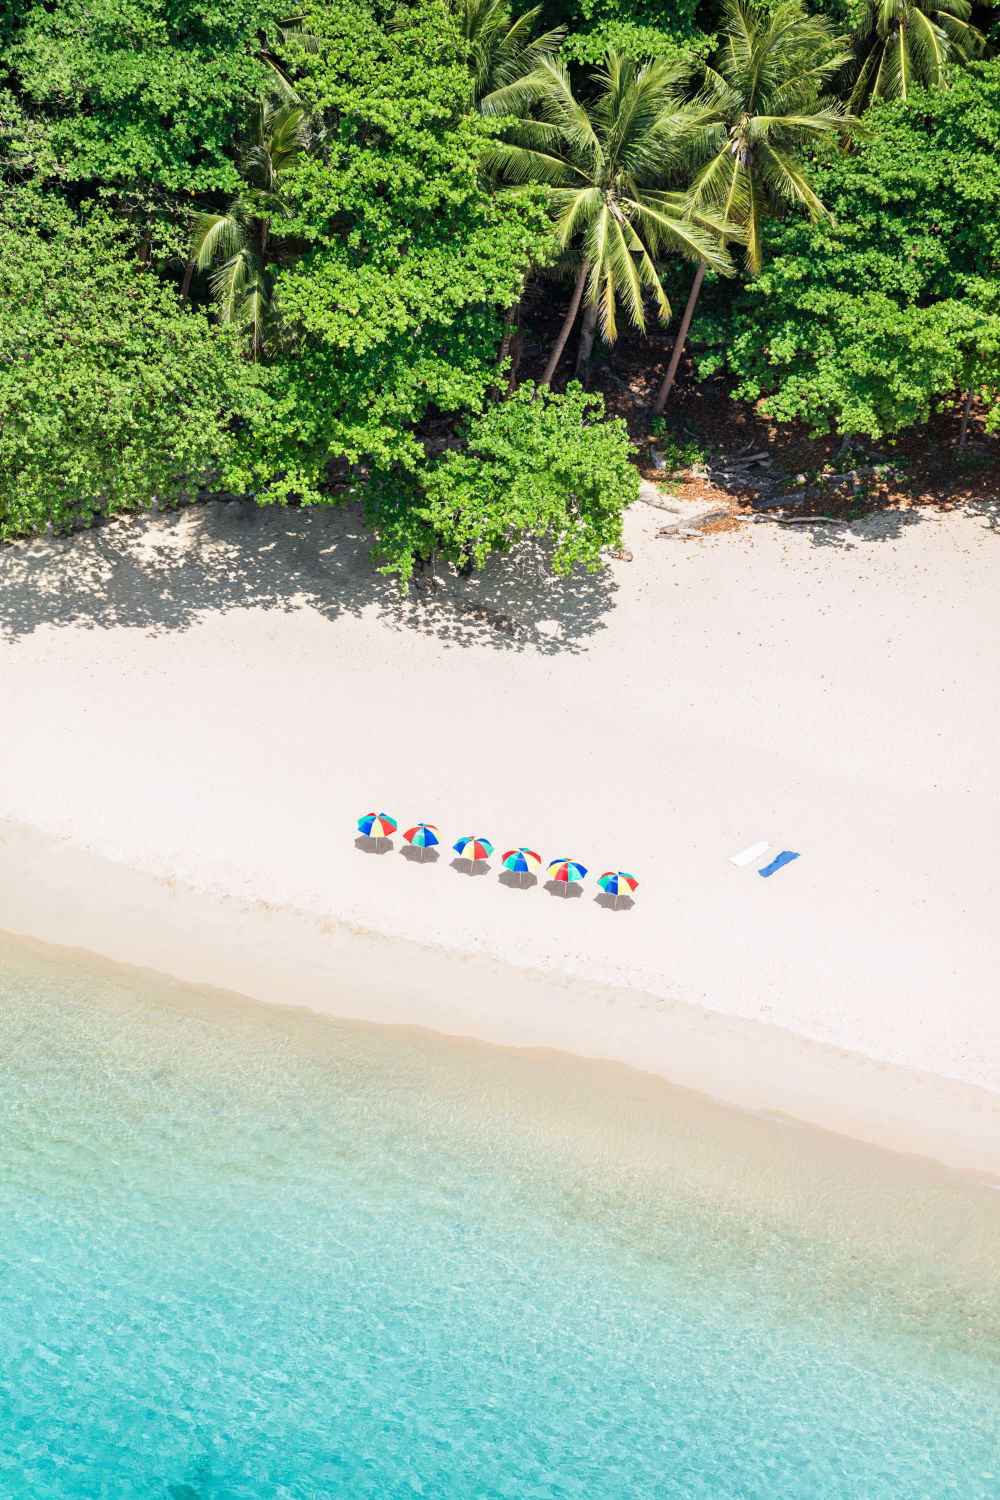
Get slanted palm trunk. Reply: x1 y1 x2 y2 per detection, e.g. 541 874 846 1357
651 259 706 417
539 262 588 389
574 299 599 380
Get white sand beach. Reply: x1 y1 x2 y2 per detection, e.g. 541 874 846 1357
0 495 997 1165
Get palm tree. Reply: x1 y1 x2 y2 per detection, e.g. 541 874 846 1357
846 0 985 110
486 54 735 386
192 98 312 358
452 0 565 115
651 0 855 414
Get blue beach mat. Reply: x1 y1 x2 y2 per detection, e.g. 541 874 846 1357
759 851 800 878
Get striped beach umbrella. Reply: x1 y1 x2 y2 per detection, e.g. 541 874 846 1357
453 836 494 869
597 871 638 909
403 823 440 861
501 847 541 887
547 859 588 895
358 812 397 849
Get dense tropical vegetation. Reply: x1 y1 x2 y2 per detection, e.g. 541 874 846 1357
2 0 997 568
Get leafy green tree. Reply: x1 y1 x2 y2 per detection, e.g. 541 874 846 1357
7 0 293 197
694 64 1000 439
366 383 637 581
651 0 854 414
542 0 710 68
487 53 733 385
451 0 565 115
192 97 313 357
846 0 985 110
0 190 260 540
227 0 554 499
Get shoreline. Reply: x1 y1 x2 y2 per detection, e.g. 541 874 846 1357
2 816 998 1179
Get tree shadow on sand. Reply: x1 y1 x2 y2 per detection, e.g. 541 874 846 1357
0 498 617 654
749 495 1000 551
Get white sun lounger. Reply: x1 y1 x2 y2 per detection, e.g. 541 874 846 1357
729 841 771 867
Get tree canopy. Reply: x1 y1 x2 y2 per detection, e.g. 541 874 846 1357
0 190 259 540
1 0 997 567
697 63 1000 437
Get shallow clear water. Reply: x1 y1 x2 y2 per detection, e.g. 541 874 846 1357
0 942 998 1499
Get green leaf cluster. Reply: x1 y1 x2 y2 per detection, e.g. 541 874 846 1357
698 62 1000 436
228 0 557 497
0 190 261 539
5 0 291 197
366 383 637 581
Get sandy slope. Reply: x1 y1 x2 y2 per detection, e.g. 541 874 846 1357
0 493 997 1091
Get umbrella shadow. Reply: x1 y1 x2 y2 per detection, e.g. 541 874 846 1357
594 892 635 912
498 869 538 891
450 857 491 877
543 879 584 900
355 835 394 855
400 845 440 865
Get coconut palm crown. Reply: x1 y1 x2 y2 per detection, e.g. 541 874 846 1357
485 53 736 381
686 0 856 273
453 0 566 115
192 98 312 358
846 0 985 110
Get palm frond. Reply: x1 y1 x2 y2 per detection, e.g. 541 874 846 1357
755 139 830 219
906 8 949 85
192 212 248 271
482 139 586 187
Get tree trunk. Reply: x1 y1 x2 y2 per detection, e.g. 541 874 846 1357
957 388 974 457
574 298 599 381
179 258 195 307
506 329 523 395
539 261 588 390
651 259 706 418
497 302 518 365
488 302 519 401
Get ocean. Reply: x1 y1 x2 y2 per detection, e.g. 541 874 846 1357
0 938 997 1498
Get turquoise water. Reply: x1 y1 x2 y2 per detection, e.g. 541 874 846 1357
0 942 998 1499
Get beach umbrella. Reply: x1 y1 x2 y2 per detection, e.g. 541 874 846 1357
453 836 495 869
403 823 440 862
358 812 397 850
547 859 588 895
597 871 638 909
501 847 541 887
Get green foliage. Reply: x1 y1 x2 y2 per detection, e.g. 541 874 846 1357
488 53 734 349
192 97 314 356
366 384 637 581
648 428 705 472
450 0 565 115
698 64 1000 436
228 0 555 499
0 190 260 539
543 0 709 64
845 0 985 110
6 0 291 197
687 0 855 272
